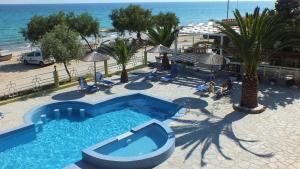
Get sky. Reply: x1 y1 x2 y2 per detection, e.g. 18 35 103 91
0 0 276 5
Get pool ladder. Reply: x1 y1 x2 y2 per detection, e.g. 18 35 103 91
176 99 191 116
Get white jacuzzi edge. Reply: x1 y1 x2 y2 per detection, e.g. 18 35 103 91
82 119 175 169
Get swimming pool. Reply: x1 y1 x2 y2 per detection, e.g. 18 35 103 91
0 93 181 169
82 120 175 169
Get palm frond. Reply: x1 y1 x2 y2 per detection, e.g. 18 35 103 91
98 38 139 67
147 26 177 48
217 7 295 75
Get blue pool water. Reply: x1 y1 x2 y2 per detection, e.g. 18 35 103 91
96 124 167 157
0 108 151 169
0 94 178 169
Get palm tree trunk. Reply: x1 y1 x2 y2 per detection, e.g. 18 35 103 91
240 73 258 108
161 53 171 70
63 62 72 82
137 31 142 42
120 65 128 83
81 35 93 52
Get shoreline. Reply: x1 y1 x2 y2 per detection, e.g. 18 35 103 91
1 28 200 57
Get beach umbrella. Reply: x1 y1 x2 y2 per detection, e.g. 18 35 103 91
147 44 174 54
81 51 110 83
196 53 227 72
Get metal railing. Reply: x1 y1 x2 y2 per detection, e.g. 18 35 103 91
258 64 300 79
0 55 144 100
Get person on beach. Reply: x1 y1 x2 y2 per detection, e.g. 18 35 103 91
216 79 233 98
208 81 215 94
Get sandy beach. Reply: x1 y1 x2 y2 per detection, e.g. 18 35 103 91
0 35 199 82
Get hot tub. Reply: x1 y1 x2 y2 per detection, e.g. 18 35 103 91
82 120 175 169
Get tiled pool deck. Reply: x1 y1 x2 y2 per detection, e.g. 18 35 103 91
0 68 300 169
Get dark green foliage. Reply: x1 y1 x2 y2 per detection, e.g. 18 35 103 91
218 8 289 74
41 25 85 81
20 15 61 44
66 12 100 50
274 0 300 51
110 5 152 40
21 11 99 49
98 39 139 83
218 7 293 108
152 12 180 29
147 26 177 48
147 26 178 70
21 12 66 44
275 0 300 19
110 8 129 35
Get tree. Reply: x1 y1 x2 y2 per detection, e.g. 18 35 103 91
21 11 99 49
218 8 289 109
110 8 129 35
98 39 138 83
275 0 300 19
110 5 152 41
147 26 178 70
67 12 100 51
41 25 85 81
20 15 49 44
152 12 180 29
275 0 300 30
21 12 66 44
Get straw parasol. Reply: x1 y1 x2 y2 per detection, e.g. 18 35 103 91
147 44 174 70
197 53 225 66
197 53 227 72
81 51 110 83
147 44 174 54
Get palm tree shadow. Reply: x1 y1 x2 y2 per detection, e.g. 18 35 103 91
259 84 300 110
172 97 219 118
172 111 273 166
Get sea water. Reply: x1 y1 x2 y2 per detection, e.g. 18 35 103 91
0 1 274 50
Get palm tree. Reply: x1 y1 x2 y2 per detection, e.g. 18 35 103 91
147 26 178 70
218 8 288 109
99 39 138 83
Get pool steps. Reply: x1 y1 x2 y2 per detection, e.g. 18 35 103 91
79 109 86 118
54 109 60 119
67 108 72 117
35 121 43 132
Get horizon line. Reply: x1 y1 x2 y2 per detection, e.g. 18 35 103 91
0 0 276 5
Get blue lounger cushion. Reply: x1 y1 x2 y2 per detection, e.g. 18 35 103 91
96 72 115 87
161 75 173 82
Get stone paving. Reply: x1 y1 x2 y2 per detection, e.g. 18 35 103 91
0 68 300 169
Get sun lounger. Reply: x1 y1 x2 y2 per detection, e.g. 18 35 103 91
215 80 233 99
196 85 209 92
145 68 158 80
160 66 178 82
96 72 115 87
79 77 98 93
204 74 215 84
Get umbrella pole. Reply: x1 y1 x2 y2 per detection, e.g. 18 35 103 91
94 61 97 84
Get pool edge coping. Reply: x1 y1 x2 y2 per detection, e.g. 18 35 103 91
0 92 185 167
1 92 184 138
81 119 175 168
